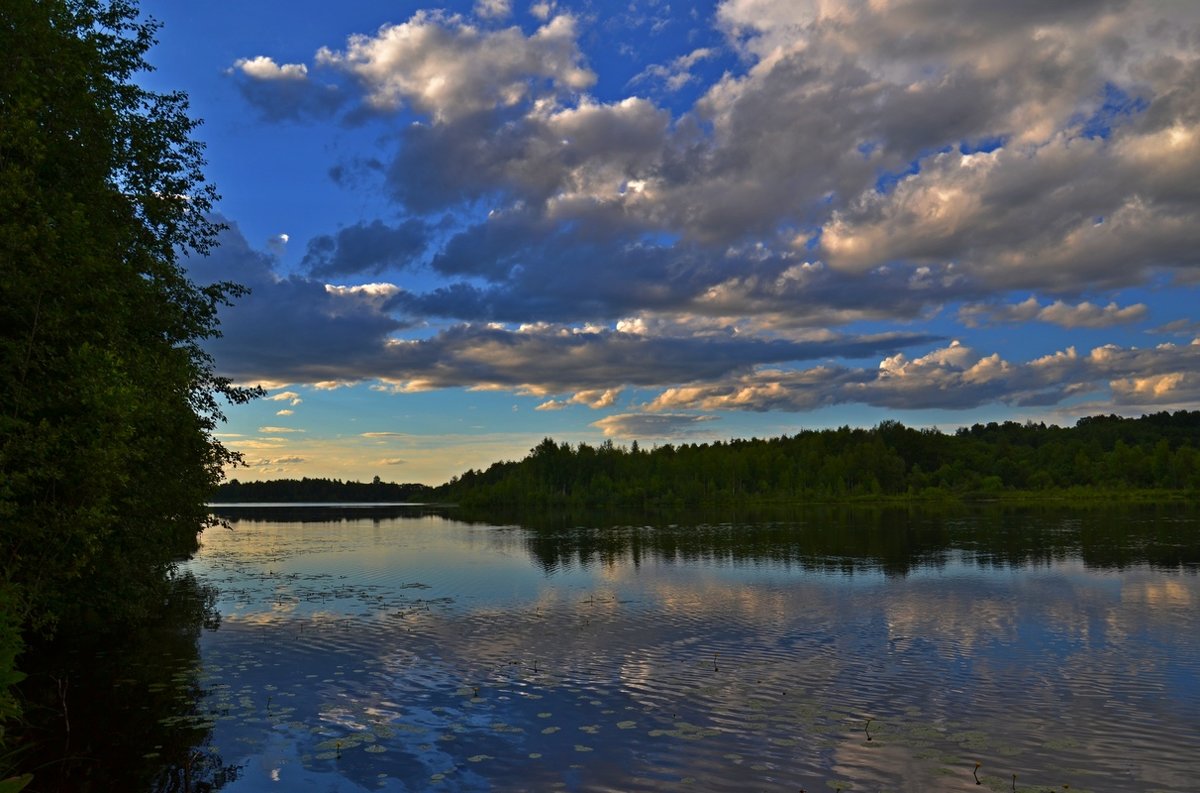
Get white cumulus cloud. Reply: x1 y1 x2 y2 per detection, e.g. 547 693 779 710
314 11 594 122
232 56 309 81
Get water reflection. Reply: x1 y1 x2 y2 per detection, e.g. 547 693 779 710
209 503 445 524
71 505 1199 792
17 573 240 792
506 504 1200 575
209 502 1200 575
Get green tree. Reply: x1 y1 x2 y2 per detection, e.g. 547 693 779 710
1 0 257 741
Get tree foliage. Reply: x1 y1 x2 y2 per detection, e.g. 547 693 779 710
0 0 257 736
215 477 434 503
434 412 1200 508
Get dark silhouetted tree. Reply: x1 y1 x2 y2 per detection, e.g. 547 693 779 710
1 0 259 740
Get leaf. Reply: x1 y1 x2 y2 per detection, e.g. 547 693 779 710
0 774 34 793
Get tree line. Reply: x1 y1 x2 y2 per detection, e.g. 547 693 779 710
215 477 434 503
432 412 1200 508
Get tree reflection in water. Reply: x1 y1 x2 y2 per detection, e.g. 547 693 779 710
458 503 1200 576
210 501 1200 576
17 572 240 793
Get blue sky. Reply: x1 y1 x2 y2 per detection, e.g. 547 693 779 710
145 0 1200 484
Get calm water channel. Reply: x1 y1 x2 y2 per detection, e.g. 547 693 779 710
27 505 1200 792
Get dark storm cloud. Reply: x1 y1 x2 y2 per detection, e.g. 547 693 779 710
394 215 985 326
302 219 429 278
190 220 1200 417
364 324 941 396
189 219 946 393
184 221 408 385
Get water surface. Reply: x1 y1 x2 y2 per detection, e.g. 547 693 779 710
46 505 1200 791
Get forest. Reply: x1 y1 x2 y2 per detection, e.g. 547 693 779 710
215 477 433 503
215 412 1200 508
431 411 1200 507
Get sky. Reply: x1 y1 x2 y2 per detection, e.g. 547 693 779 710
141 0 1200 485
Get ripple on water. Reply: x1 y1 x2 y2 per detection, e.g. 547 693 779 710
181 513 1200 793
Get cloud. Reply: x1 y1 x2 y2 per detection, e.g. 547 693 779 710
236 438 289 450
631 47 717 92
314 11 594 122
351 324 936 396
233 56 308 81
380 96 671 215
960 297 1149 329
207 3 1200 426
818 132 1200 290
195 221 1200 420
535 388 621 411
267 391 303 405
302 219 429 278
247 456 307 466
592 413 718 439
397 215 959 326
529 2 556 21
189 226 938 390
350 4 1196 337
229 3 1200 336
474 0 511 20
1151 318 1200 337
646 338 1200 413
275 409 295 416
323 283 401 300
184 220 410 388
649 366 867 413
379 457 408 465
267 233 289 258
258 426 305 433
1110 371 1200 405
228 56 345 121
